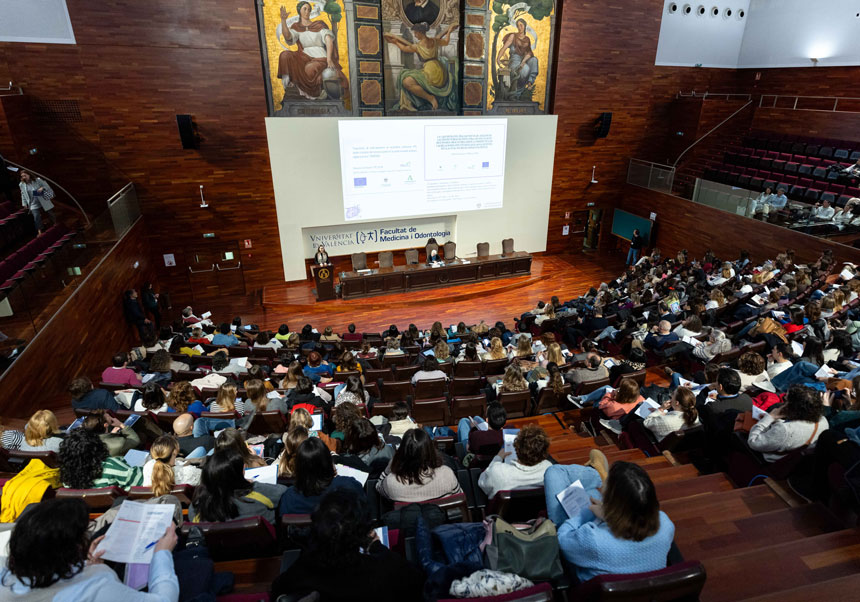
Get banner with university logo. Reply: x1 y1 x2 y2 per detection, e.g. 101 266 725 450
302 215 456 258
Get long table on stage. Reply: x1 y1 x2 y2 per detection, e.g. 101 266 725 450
339 252 532 299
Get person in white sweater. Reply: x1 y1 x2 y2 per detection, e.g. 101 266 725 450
478 424 553 498
748 385 828 462
643 387 700 442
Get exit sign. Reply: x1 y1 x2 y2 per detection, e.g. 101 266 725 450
203 233 215 238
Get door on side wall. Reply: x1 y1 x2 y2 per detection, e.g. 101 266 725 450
585 209 603 249
568 211 589 251
186 242 246 301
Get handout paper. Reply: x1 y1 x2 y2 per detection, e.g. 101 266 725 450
96 501 175 564
556 480 591 519
245 463 278 485
634 398 662 420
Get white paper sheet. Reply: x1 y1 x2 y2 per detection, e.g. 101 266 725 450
815 365 837 379
245 463 279 485
336 464 369 486
96 502 175 564
635 398 662 420
751 405 768 421
791 340 804 357
503 429 519 464
123 449 149 468
201 311 212 319
556 480 591 520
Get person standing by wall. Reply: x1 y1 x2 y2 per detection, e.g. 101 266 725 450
626 228 644 265
18 170 55 235
141 282 161 330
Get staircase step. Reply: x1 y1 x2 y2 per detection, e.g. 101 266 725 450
661 484 787 520
675 503 844 561
739 573 860 601
642 464 699 484
700 528 860 602
655 472 734 501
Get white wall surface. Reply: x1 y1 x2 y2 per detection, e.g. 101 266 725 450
738 0 860 68
0 0 75 44
266 115 557 282
655 1 751 68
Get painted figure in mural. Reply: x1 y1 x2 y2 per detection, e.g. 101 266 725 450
496 18 538 92
403 0 439 26
384 22 458 111
276 2 349 101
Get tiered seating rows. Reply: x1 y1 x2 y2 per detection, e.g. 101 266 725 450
0 224 75 294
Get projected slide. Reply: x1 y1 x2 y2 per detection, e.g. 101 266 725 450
338 118 507 221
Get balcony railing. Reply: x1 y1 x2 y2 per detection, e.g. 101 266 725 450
627 159 675 194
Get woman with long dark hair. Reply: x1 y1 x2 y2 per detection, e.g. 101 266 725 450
278 437 365 514
189 448 285 523
376 428 461 502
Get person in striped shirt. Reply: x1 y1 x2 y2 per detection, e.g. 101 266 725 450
58 428 143 490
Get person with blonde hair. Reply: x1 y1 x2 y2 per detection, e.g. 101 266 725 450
142 435 201 494
278 426 309 480
482 336 507 361
433 340 452 363
21 410 63 452
210 381 246 415
511 335 533 359
244 378 288 415
494 363 528 395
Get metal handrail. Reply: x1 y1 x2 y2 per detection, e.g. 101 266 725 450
188 264 215 274
677 91 752 101
215 262 242 271
5 159 91 225
672 100 753 168
758 94 860 113
0 82 23 96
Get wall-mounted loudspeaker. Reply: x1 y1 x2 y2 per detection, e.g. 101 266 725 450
176 114 199 149
596 112 612 138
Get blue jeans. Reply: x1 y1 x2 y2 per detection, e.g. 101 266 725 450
770 361 826 392
626 248 640 265
31 207 55 233
543 464 602 528
193 417 235 437
185 446 213 459
736 320 757 339
456 417 485 444
580 386 609 406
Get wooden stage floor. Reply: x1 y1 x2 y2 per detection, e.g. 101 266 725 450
258 252 626 332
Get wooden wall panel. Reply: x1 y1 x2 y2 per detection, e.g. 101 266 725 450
751 107 860 144
620 184 860 266
0 220 158 418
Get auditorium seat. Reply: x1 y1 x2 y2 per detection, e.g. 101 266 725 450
476 242 490 257
797 163 813 176
771 159 786 172
404 248 419 265
393 492 470 522
379 380 413 403
55 486 127 511
571 561 706 602
482 358 508 376
819 192 836 205
455 360 483 378
850 150 860 161
749 177 764 191
128 483 195 506
486 487 547 523
804 188 822 202
449 376 482 397
501 238 514 256
351 252 367 270
413 377 446 400
784 161 799 174
819 146 834 158
450 394 486 420
443 241 456 259
837 194 853 207
245 411 288 436
497 390 531 418
378 251 393 268
180 517 278 561
736 174 750 188
411 397 450 425
834 148 850 160
425 241 439 258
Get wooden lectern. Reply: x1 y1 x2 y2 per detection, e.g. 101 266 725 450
311 264 336 301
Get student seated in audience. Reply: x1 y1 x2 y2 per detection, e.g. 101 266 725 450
242 378 288 416
187 326 210 345
134 382 169 412
0 497 179 601
643 386 700 442
411 357 448 385
454 402 504 455
342 418 395 474
336 350 363 374
20 409 64 452
272 489 424 601
189 448 286 524
455 341 481 363
59 428 143 489
215 428 266 468
767 342 795 379
532 363 565 397
388 401 420 438
211 350 248 376
303 351 333 383
145 350 185 385
509 335 533 360
101 352 142 386
173 413 215 456
254 330 282 350
334 374 369 407
481 336 507 361
736 351 769 391
644 320 680 351
279 437 365 515
69 376 121 412
278 426 309 483
208 381 246 415
167 380 204 415
81 410 141 456
697 368 753 414
376 428 462 503
143 434 202 490
493 363 529 397
432 339 453 363
748 385 828 462
565 354 609 387
544 458 674 582
211 322 240 347
289 375 332 414
0 419 23 450
598 378 644 419
342 322 362 342
478 424 552 498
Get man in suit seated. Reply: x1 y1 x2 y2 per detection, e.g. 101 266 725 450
695 368 753 414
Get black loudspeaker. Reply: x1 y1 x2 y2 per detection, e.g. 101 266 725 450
596 112 612 138
176 114 199 149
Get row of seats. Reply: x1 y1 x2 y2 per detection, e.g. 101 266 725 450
0 201 30 258
0 225 75 295
703 167 860 205
743 131 860 161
